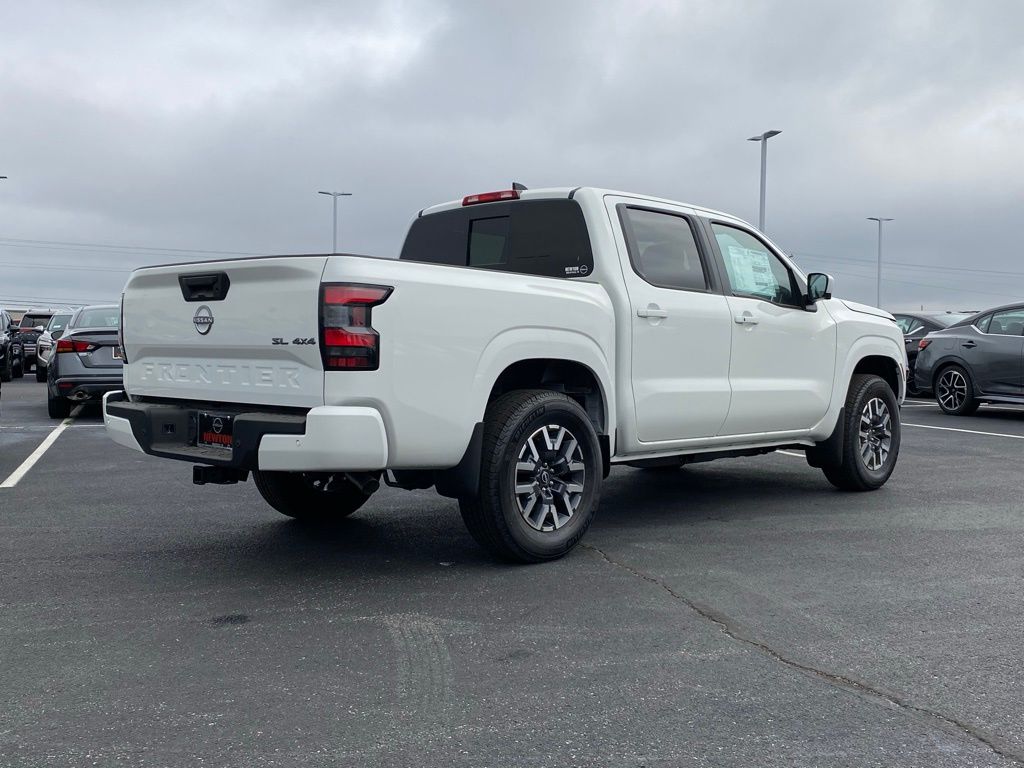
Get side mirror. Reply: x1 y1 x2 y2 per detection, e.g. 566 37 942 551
52 330 63 340
807 272 833 303
34 325 45 333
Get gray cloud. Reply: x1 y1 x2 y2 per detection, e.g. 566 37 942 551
1 0 1022 311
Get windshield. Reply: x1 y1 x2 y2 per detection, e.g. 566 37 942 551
932 313 972 327
72 307 120 329
47 313 72 332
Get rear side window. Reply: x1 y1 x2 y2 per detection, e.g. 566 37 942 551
400 199 594 279
986 308 1024 336
618 206 709 291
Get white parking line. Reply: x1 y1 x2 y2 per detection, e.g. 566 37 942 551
776 450 805 458
0 407 82 489
903 423 1024 441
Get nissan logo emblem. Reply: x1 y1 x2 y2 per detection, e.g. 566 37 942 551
193 305 214 335
211 417 224 434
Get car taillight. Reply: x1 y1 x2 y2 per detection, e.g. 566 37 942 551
56 339 93 353
319 283 392 370
918 339 932 350
462 189 520 206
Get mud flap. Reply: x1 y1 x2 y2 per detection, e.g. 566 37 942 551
805 407 844 469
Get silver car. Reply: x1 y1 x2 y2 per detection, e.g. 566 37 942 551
46 304 123 418
34 311 74 382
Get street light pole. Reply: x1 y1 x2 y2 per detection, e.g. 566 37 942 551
867 217 894 308
317 190 353 253
747 130 781 231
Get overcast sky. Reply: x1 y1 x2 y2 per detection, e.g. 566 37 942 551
1 0 1022 311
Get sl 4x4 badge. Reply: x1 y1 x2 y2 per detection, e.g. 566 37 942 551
272 337 316 346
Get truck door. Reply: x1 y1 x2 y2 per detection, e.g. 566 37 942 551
606 198 733 442
704 221 836 435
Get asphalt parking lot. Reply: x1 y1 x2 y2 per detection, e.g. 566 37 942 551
2 377 1024 767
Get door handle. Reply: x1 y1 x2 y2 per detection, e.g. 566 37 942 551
962 341 977 348
637 305 668 319
734 314 759 325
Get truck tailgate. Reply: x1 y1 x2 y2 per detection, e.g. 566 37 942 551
122 256 328 408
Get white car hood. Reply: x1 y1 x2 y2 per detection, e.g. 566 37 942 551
840 300 895 322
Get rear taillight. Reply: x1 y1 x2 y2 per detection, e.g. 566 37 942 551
918 339 932 350
56 339 93 353
119 293 129 364
319 283 392 370
462 189 520 206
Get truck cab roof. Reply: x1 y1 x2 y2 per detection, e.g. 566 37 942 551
419 186 751 229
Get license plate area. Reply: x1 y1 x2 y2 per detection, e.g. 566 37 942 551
197 411 234 453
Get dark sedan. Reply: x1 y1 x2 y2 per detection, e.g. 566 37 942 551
893 311 972 395
47 304 123 418
914 304 1024 414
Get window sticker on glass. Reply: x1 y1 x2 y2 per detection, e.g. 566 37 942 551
726 245 774 296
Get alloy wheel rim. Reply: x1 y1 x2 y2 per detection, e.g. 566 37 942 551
512 424 587 532
858 397 892 471
937 369 967 411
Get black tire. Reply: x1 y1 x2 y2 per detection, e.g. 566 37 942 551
0 355 10 383
934 364 979 416
459 389 602 563
35 363 46 382
47 392 70 419
253 470 374 522
821 374 901 492
12 359 23 379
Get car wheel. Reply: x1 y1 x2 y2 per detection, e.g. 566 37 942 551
459 389 602 563
935 364 978 415
253 470 376 521
35 364 46 382
821 374 901 492
0 355 10 383
12 359 23 379
47 392 71 419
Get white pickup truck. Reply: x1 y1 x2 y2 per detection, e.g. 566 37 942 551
104 186 906 562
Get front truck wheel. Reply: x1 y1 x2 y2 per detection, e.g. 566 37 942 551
459 389 603 563
820 373 901 491
253 471 378 522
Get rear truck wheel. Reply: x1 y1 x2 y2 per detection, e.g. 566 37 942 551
35 363 46 382
935 364 978 416
253 470 378 522
820 373 901 492
459 389 602 563
47 392 70 419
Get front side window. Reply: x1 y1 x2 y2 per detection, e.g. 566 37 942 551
986 308 1024 336
619 207 709 291
712 223 800 306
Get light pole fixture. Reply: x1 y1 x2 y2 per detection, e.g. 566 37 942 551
867 217 894 308
747 130 781 232
318 190 353 253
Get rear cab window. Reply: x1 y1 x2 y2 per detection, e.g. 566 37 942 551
400 199 594 279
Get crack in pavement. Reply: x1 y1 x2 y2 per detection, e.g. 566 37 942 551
583 543 1024 767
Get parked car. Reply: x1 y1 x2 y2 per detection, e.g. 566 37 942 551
14 307 60 373
47 304 123 418
35 311 74 381
1 307 24 382
914 303 1024 414
104 186 906 562
893 311 973 395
